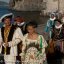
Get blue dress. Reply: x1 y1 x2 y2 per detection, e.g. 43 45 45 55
44 19 55 38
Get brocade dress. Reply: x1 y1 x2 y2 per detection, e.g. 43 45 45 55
20 34 47 64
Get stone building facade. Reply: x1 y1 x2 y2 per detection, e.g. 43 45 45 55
9 0 47 11
9 0 64 14
44 0 64 14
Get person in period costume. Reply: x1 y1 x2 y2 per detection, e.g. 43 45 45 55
14 16 27 35
52 19 64 52
0 13 23 64
51 19 64 64
44 13 56 53
44 13 56 39
20 21 48 64
44 13 56 64
14 16 27 64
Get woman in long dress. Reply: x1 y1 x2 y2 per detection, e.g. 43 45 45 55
20 21 48 64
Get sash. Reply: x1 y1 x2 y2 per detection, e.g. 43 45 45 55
37 36 43 56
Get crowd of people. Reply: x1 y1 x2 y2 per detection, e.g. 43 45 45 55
0 13 48 64
45 13 64 64
0 12 64 64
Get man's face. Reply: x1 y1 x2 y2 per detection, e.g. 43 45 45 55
4 18 11 26
51 15 55 19
15 17 21 24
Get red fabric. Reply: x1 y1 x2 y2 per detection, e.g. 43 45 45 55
15 17 24 23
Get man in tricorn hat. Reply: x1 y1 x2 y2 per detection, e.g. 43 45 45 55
0 13 23 64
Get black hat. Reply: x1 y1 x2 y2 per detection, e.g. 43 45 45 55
54 19 62 24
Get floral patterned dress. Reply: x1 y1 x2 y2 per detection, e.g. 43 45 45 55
20 34 47 64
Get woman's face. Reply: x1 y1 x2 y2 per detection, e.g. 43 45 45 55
27 26 35 34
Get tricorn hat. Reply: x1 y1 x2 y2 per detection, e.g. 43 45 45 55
0 13 14 22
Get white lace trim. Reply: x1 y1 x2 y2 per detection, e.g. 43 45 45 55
55 24 62 29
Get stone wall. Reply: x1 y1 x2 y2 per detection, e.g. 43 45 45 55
59 0 64 13
9 0 64 14
45 0 64 14
46 0 58 13
9 0 47 11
